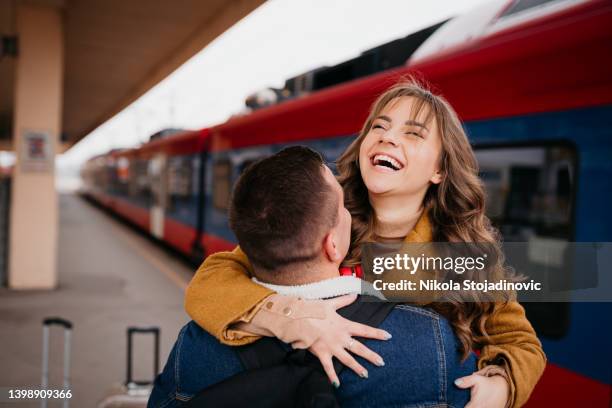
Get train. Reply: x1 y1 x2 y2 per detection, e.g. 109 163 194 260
80 0 612 405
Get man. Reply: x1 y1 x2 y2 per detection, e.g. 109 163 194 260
148 146 476 407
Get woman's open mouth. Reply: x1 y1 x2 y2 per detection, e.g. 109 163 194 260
370 153 404 172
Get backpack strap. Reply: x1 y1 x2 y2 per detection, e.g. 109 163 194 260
337 295 394 326
329 296 394 375
236 334 288 370
183 296 394 408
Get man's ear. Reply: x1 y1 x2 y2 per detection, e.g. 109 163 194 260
323 232 340 262
430 169 443 185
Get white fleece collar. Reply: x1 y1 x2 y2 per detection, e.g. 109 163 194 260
252 276 386 300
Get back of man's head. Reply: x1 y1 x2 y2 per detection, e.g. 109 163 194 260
229 146 339 280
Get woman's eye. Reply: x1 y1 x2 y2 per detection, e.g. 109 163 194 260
405 131 423 138
372 124 384 130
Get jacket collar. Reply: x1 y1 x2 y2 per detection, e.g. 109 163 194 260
252 276 384 300
403 208 433 243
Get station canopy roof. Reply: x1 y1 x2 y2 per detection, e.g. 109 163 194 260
0 0 264 151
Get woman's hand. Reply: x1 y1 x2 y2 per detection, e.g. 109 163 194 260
455 371 510 408
246 293 392 386
301 294 392 386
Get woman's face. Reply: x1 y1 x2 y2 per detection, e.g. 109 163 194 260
358 97 443 198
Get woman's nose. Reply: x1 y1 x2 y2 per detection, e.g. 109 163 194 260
379 128 399 146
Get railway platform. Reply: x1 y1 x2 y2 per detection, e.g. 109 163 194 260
0 194 193 407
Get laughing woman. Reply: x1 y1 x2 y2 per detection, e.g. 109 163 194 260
185 80 545 407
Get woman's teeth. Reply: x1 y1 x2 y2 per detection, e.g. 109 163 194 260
372 154 402 171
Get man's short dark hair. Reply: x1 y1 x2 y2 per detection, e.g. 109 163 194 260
229 146 338 272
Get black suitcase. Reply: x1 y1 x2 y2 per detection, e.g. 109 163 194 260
98 326 160 408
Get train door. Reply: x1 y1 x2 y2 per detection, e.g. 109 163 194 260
149 153 167 239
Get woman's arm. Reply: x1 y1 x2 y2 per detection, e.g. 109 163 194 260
185 246 274 345
184 246 392 385
478 301 547 408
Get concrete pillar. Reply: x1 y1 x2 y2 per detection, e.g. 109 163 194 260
8 4 63 289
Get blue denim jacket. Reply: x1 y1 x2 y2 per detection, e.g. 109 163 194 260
149 304 476 408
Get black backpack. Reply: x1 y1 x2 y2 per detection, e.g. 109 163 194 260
183 296 394 408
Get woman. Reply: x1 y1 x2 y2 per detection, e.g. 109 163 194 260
185 80 545 407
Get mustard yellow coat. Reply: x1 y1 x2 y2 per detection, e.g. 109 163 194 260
185 212 546 407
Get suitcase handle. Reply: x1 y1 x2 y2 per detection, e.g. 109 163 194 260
128 327 158 334
43 317 73 329
41 317 72 408
126 326 160 386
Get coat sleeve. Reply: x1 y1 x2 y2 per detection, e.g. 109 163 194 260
478 301 547 408
184 246 275 346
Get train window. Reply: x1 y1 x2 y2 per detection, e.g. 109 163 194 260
106 159 122 196
127 159 152 207
168 157 193 196
167 156 194 213
475 145 576 339
477 146 574 240
213 159 232 211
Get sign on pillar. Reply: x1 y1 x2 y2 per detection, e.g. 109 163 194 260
20 130 54 173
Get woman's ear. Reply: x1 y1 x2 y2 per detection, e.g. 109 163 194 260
323 233 340 262
430 169 443 185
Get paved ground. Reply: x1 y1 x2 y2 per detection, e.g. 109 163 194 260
0 194 194 407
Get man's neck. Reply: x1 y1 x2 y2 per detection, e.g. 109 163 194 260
253 262 340 286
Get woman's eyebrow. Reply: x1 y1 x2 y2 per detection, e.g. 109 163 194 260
404 120 428 131
375 115 391 122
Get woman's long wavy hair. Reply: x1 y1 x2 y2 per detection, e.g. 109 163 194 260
337 79 510 357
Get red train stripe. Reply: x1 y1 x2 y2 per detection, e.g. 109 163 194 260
525 363 612 407
207 0 612 152
201 234 235 256
164 217 198 255
106 195 150 231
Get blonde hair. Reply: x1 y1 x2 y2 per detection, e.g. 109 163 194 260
337 78 512 357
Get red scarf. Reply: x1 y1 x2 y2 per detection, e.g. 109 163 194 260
338 264 364 279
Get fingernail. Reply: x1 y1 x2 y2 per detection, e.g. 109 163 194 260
361 370 369 379
332 381 340 388
454 378 463 386
383 331 392 340
376 358 385 367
